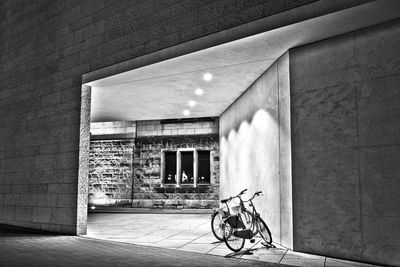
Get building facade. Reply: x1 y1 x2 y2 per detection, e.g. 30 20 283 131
1 1 399 266
89 119 219 209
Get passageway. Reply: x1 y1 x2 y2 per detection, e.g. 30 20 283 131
80 3 400 265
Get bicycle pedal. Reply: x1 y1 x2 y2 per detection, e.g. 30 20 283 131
250 239 255 243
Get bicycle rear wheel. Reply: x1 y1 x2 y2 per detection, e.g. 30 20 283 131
223 224 245 252
211 211 225 241
257 218 272 244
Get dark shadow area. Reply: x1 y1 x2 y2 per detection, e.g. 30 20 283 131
0 224 59 237
262 242 276 249
224 243 277 258
224 247 258 258
211 240 224 244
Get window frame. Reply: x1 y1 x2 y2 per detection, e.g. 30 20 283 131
161 148 211 187
197 150 211 184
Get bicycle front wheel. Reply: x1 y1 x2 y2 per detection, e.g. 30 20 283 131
211 211 225 241
242 210 258 236
257 218 272 244
223 224 245 252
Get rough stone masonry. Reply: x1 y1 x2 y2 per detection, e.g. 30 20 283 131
89 119 219 209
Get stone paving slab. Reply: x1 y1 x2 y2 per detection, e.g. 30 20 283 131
86 213 382 267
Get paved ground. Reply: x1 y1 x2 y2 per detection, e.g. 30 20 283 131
0 224 285 267
86 212 381 267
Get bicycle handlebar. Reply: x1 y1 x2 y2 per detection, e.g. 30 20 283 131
245 191 263 202
239 189 247 195
220 189 248 204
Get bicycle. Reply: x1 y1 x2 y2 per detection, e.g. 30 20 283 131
210 189 255 241
223 191 272 252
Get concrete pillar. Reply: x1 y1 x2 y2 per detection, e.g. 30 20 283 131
160 151 165 187
77 85 91 235
193 150 198 188
176 150 181 187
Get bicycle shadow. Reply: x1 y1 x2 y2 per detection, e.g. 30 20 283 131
223 242 276 258
211 240 224 244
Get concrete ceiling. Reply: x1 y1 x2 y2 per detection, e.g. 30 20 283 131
87 0 400 122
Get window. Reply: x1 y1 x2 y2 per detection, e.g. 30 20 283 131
198 151 210 184
180 151 194 184
164 151 176 184
161 149 211 187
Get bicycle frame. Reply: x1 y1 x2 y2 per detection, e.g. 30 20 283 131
246 194 262 220
224 191 265 239
223 191 257 240
210 189 247 241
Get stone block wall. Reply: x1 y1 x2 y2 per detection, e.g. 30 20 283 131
136 120 218 137
132 135 219 209
89 118 219 209
0 0 317 234
90 121 136 137
89 140 134 206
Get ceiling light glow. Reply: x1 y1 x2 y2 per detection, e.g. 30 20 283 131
195 88 204 95
188 100 196 107
183 109 190 116
203 72 213 81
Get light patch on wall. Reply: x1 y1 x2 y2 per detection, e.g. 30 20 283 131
220 108 279 218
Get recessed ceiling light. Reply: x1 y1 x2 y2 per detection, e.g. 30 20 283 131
195 88 204 95
188 100 196 107
203 72 213 81
183 109 190 116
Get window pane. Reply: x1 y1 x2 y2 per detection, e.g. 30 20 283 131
198 151 210 183
164 151 176 184
181 151 194 184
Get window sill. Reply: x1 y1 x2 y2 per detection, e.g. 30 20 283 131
160 183 211 187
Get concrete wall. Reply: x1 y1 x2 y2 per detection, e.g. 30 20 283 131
0 0 315 234
220 53 292 248
290 20 400 266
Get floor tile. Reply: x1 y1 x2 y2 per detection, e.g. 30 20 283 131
154 239 191 249
207 247 238 257
280 250 325 267
325 257 373 267
179 243 219 253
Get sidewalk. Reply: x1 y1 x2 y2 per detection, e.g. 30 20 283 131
89 207 213 214
0 224 279 267
86 212 381 267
